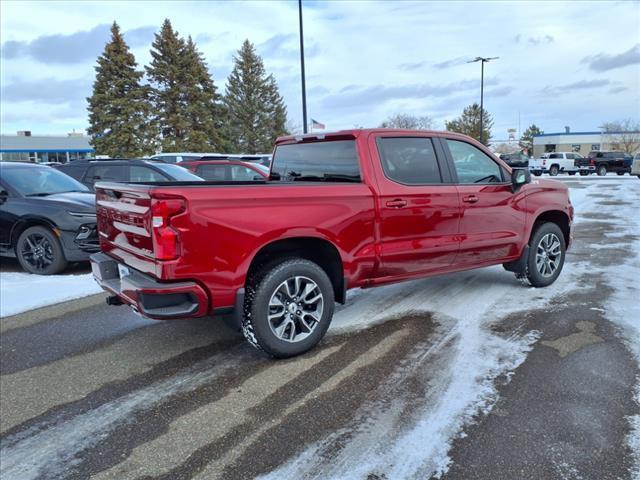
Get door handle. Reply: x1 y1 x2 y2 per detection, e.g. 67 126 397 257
462 195 479 204
386 199 407 208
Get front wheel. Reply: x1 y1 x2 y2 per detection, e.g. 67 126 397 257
579 170 589 176
568 171 576 176
616 171 625 176
525 222 566 287
597 165 607 176
16 225 68 275
242 258 335 358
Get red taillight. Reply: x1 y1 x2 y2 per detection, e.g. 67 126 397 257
150 198 186 260
589 159 595 166
543 159 546 166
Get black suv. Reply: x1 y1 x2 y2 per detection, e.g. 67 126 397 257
576 151 633 176
56 159 203 190
498 152 530 168
0 162 99 274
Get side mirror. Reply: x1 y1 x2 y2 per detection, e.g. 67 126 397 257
511 168 531 191
0 188 8 205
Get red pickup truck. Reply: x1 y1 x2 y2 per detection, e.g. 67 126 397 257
91 129 573 357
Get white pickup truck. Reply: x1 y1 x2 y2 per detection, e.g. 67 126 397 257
529 152 591 176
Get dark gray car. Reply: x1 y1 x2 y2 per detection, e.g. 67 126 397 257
0 162 99 274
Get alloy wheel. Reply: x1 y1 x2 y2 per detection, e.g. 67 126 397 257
19 233 54 272
535 233 561 277
267 276 324 343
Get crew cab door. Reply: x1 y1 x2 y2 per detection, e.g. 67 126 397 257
368 134 461 277
443 138 526 264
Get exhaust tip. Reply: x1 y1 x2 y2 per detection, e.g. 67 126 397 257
106 295 124 306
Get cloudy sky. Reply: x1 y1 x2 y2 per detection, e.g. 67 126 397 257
1 0 639 140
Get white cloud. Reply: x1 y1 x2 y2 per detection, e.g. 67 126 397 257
0 0 638 139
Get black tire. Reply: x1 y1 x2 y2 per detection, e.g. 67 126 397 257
579 170 589 176
16 225 68 275
549 165 559 176
242 258 335 358
597 165 607 176
525 222 566 287
533 171 542 177
616 171 625 176
568 171 576 176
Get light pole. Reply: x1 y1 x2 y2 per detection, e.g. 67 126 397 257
467 56 498 144
298 0 308 134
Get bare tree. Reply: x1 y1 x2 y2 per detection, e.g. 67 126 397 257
380 113 435 130
600 118 640 154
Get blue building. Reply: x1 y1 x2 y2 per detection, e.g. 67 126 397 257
0 131 94 163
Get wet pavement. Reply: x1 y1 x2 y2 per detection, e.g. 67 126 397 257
1 176 639 480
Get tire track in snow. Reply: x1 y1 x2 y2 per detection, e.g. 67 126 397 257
0 349 245 480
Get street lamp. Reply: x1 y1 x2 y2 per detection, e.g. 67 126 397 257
467 56 499 144
298 0 308 134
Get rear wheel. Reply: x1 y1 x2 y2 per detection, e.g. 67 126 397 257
579 170 589 176
533 171 542 177
549 165 559 176
242 258 335 358
568 171 576 176
16 226 67 275
616 171 625 176
525 222 566 287
597 165 607 176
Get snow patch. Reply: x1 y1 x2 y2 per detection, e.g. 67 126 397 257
0 272 102 318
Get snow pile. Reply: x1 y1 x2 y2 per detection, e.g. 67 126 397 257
0 272 102 318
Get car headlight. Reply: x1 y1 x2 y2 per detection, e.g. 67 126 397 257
67 211 97 219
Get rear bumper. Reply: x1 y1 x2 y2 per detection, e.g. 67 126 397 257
90 252 209 319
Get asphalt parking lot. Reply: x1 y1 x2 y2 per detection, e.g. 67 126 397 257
1 175 639 480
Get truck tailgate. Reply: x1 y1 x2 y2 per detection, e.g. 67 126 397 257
96 183 155 258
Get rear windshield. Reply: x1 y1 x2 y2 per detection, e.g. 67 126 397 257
270 140 360 182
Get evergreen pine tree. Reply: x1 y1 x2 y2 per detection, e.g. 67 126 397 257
445 103 493 146
146 19 189 152
87 22 156 157
224 40 289 153
181 36 227 152
519 124 542 155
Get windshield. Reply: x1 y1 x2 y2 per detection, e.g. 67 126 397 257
1 165 89 196
149 162 205 181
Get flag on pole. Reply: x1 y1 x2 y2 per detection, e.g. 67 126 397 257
311 119 325 130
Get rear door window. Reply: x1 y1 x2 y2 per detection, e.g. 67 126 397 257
230 165 263 181
271 140 360 182
129 166 168 182
196 165 230 181
376 137 442 184
85 165 128 183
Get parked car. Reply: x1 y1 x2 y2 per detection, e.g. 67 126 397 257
632 153 640 179
0 162 99 274
529 152 584 176
180 159 269 181
56 159 204 191
498 152 530 168
90 129 572 358
575 151 633 176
